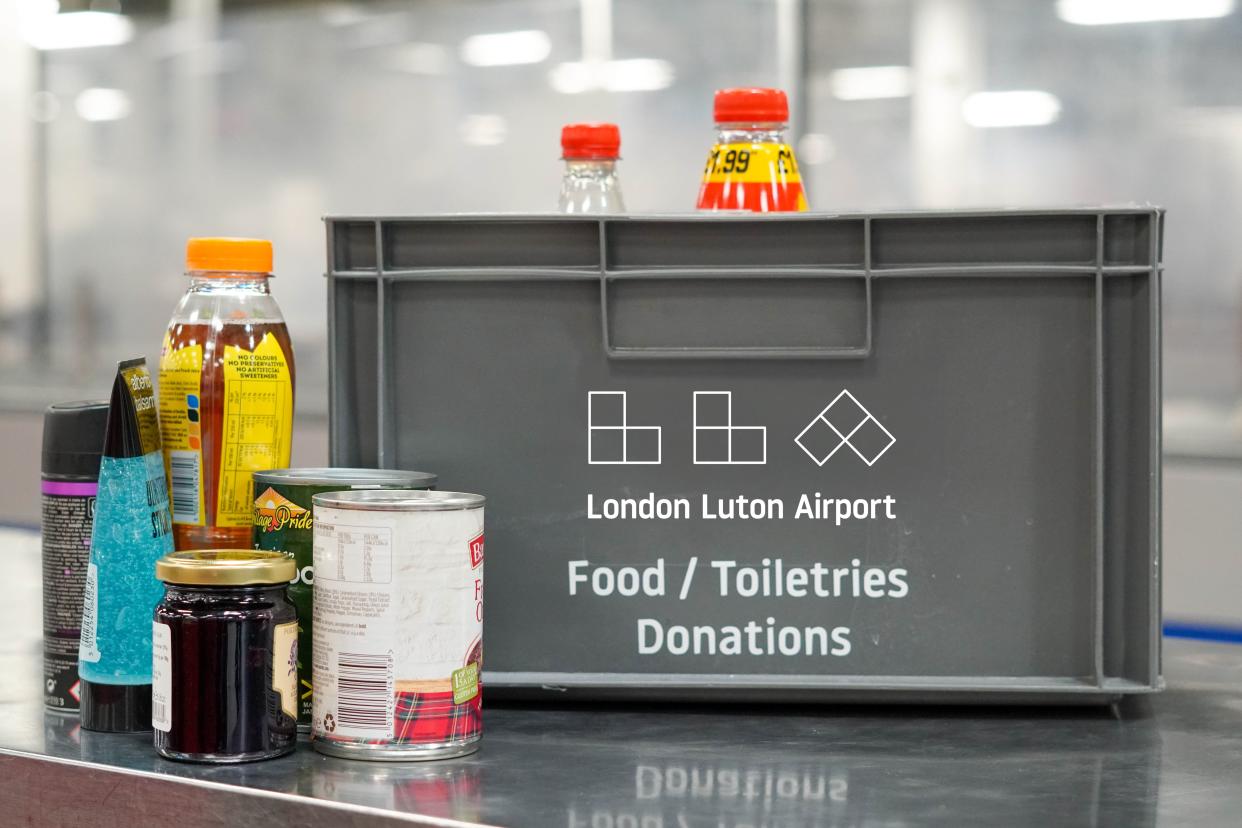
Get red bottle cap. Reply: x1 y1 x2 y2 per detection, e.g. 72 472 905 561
713 88 789 124
561 123 621 160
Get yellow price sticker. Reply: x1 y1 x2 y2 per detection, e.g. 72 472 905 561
701 142 801 184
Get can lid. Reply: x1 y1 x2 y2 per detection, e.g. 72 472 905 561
79 680 151 733
313 489 485 512
156 549 295 586
561 123 621 160
185 237 273 275
713 87 789 124
252 467 438 488
42 400 108 478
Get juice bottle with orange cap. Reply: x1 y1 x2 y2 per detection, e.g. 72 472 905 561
696 88 808 212
558 123 626 214
158 238 295 550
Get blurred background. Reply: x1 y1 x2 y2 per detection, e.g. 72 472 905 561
0 0 1239 623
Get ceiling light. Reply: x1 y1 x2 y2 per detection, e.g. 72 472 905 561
549 59 673 94
962 90 1061 128
75 88 131 122
460 30 550 67
387 43 450 75
21 10 133 50
797 133 836 165
1057 0 1234 25
18 0 60 21
459 114 508 146
830 66 912 101
29 91 60 123
320 3 369 27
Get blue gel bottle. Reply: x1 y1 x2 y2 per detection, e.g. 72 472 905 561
78 358 174 732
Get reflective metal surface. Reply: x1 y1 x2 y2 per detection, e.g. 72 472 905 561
4 528 1242 825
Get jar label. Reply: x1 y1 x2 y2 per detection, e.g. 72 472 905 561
158 336 206 526
273 620 298 721
151 621 172 732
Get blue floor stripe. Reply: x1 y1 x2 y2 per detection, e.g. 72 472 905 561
1164 622 1242 645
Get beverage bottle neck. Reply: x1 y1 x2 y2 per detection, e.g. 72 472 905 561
559 159 625 214
563 158 620 179
715 122 789 144
187 272 272 294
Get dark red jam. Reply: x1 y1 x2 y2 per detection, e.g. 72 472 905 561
153 551 297 763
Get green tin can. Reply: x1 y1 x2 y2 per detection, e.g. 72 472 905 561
252 467 437 730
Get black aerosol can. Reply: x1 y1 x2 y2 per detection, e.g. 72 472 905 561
41 400 108 714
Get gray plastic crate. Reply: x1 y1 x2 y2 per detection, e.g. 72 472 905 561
325 209 1162 704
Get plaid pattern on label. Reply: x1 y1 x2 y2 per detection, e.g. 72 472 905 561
393 686 482 744
318 685 482 747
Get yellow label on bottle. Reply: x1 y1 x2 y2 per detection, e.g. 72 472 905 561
217 333 293 528
273 620 298 720
158 334 206 527
701 142 802 184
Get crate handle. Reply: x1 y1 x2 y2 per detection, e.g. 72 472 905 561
599 270 873 360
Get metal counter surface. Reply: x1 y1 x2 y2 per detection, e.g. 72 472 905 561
3 529 1241 827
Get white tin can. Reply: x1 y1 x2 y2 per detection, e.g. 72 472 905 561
310 489 484 761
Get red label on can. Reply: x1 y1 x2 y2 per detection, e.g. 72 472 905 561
469 533 484 569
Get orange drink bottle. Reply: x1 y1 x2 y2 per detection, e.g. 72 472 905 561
158 238 295 550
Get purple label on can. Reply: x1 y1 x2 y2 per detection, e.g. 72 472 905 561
41 480 99 496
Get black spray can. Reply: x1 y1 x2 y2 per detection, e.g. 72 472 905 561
41 400 108 714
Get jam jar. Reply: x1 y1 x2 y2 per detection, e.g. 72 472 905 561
153 549 298 762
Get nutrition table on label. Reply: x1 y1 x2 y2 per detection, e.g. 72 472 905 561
319 525 393 584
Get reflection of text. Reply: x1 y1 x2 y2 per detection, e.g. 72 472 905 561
636 763 848 803
565 763 848 828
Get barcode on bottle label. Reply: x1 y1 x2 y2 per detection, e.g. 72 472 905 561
169 450 201 524
78 563 100 663
335 651 393 737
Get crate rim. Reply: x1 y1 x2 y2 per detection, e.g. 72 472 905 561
324 205 1165 224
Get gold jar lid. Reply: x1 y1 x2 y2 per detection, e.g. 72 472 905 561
156 549 294 586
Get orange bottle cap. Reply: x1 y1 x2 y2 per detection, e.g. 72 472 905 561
185 238 273 274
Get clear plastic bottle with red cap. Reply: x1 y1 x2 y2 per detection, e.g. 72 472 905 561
558 123 626 214
697 88 808 212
